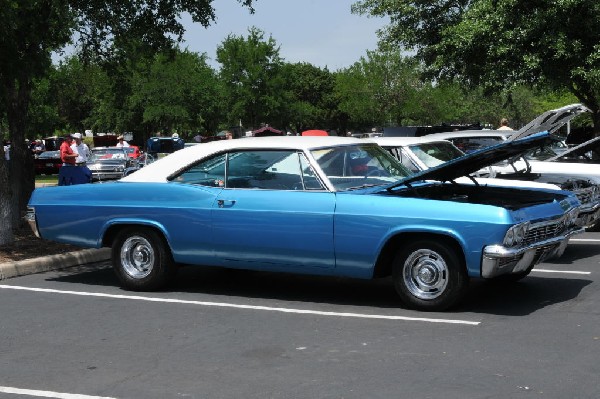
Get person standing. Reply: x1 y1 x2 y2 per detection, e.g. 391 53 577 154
116 135 130 148
60 135 78 166
497 118 513 131
71 133 90 165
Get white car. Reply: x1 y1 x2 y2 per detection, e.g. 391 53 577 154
372 133 600 230
411 104 600 228
370 136 562 190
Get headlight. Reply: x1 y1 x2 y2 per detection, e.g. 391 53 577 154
503 228 515 247
514 223 528 243
567 208 580 226
503 222 529 247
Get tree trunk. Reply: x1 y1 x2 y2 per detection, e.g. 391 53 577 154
0 147 14 246
1 74 34 244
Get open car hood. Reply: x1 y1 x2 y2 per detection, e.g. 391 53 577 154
508 103 590 142
547 136 600 161
387 132 553 188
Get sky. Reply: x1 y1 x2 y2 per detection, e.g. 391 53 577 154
179 0 389 70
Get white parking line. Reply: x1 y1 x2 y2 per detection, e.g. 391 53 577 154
0 285 480 326
0 386 116 398
570 238 600 242
533 269 591 275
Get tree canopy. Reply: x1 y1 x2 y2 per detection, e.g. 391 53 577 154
352 0 600 130
0 0 255 245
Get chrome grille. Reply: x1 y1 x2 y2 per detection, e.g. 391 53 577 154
523 219 564 245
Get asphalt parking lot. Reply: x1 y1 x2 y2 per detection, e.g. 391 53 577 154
0 233 599 399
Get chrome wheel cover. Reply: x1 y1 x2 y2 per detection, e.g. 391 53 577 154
403 249 448 300
120 236 155 279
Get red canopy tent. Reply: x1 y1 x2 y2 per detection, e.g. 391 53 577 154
252 126 283 137
301 129 329 136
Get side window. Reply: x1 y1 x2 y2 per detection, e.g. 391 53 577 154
170 153 227 187
226 150 306 190
299 153 325 190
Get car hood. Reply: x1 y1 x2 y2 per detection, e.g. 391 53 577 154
547 136 600 161
508 103 589 142
386 132 554 189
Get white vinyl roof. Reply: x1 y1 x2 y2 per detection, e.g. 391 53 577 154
121 136 369 183
370 136 452 146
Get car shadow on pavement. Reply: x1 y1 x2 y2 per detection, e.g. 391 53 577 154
47 261 591 316
456 276 592 316
544 242 600 265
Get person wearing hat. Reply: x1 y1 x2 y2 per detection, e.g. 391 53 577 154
60 135 78 166
70 133 90 166
116 135 130 148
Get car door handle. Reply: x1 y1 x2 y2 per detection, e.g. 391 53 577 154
217 199 236 208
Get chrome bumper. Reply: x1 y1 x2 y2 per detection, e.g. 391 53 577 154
481 227 584 278
577 203 600 228
24 207 41 238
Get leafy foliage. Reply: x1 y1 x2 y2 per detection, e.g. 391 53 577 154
352 0 600 129
216 27 285 130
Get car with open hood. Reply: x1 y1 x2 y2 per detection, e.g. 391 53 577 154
26 136 583 311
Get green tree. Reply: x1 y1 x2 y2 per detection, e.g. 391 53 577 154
216 27 285 130
128 49 223 139
0 0 255 245
352 0 600 131
335 50 422 130
280 62 338 133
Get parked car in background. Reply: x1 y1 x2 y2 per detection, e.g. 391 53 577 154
42 136 64 152
27 136 582 311
423 131 510 153
34 150 62 175
87 147 137 182
146 136 185 155
122 145 142 159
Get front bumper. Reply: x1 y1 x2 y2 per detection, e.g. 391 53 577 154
481 227 584 278
577 202 600 229
91 171 124 181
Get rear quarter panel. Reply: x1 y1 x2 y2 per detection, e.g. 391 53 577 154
29 182 218 264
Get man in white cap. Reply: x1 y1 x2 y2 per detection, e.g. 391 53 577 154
116 135 130 148
70 133 90 165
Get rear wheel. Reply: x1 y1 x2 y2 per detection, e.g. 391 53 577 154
392 240 468 311
111 227 176 291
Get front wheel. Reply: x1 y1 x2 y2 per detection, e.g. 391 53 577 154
392 240 468 311
112 227 176 291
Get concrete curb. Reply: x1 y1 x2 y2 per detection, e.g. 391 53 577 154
0 248 111 280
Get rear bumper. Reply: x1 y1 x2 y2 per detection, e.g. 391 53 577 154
481 227 584 278
24 207 40 238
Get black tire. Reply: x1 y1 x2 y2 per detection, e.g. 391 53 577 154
111 227 176 291
392 240 468 311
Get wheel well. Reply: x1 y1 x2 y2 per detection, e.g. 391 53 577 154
372 232 466 278
102 223 169 250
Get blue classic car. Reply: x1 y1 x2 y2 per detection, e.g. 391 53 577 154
26 136 583 311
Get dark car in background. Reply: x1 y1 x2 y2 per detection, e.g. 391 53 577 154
34 150 62 175
87 147 137 182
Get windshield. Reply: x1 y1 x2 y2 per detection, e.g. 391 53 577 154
407 141 464 167
310 144 411 191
